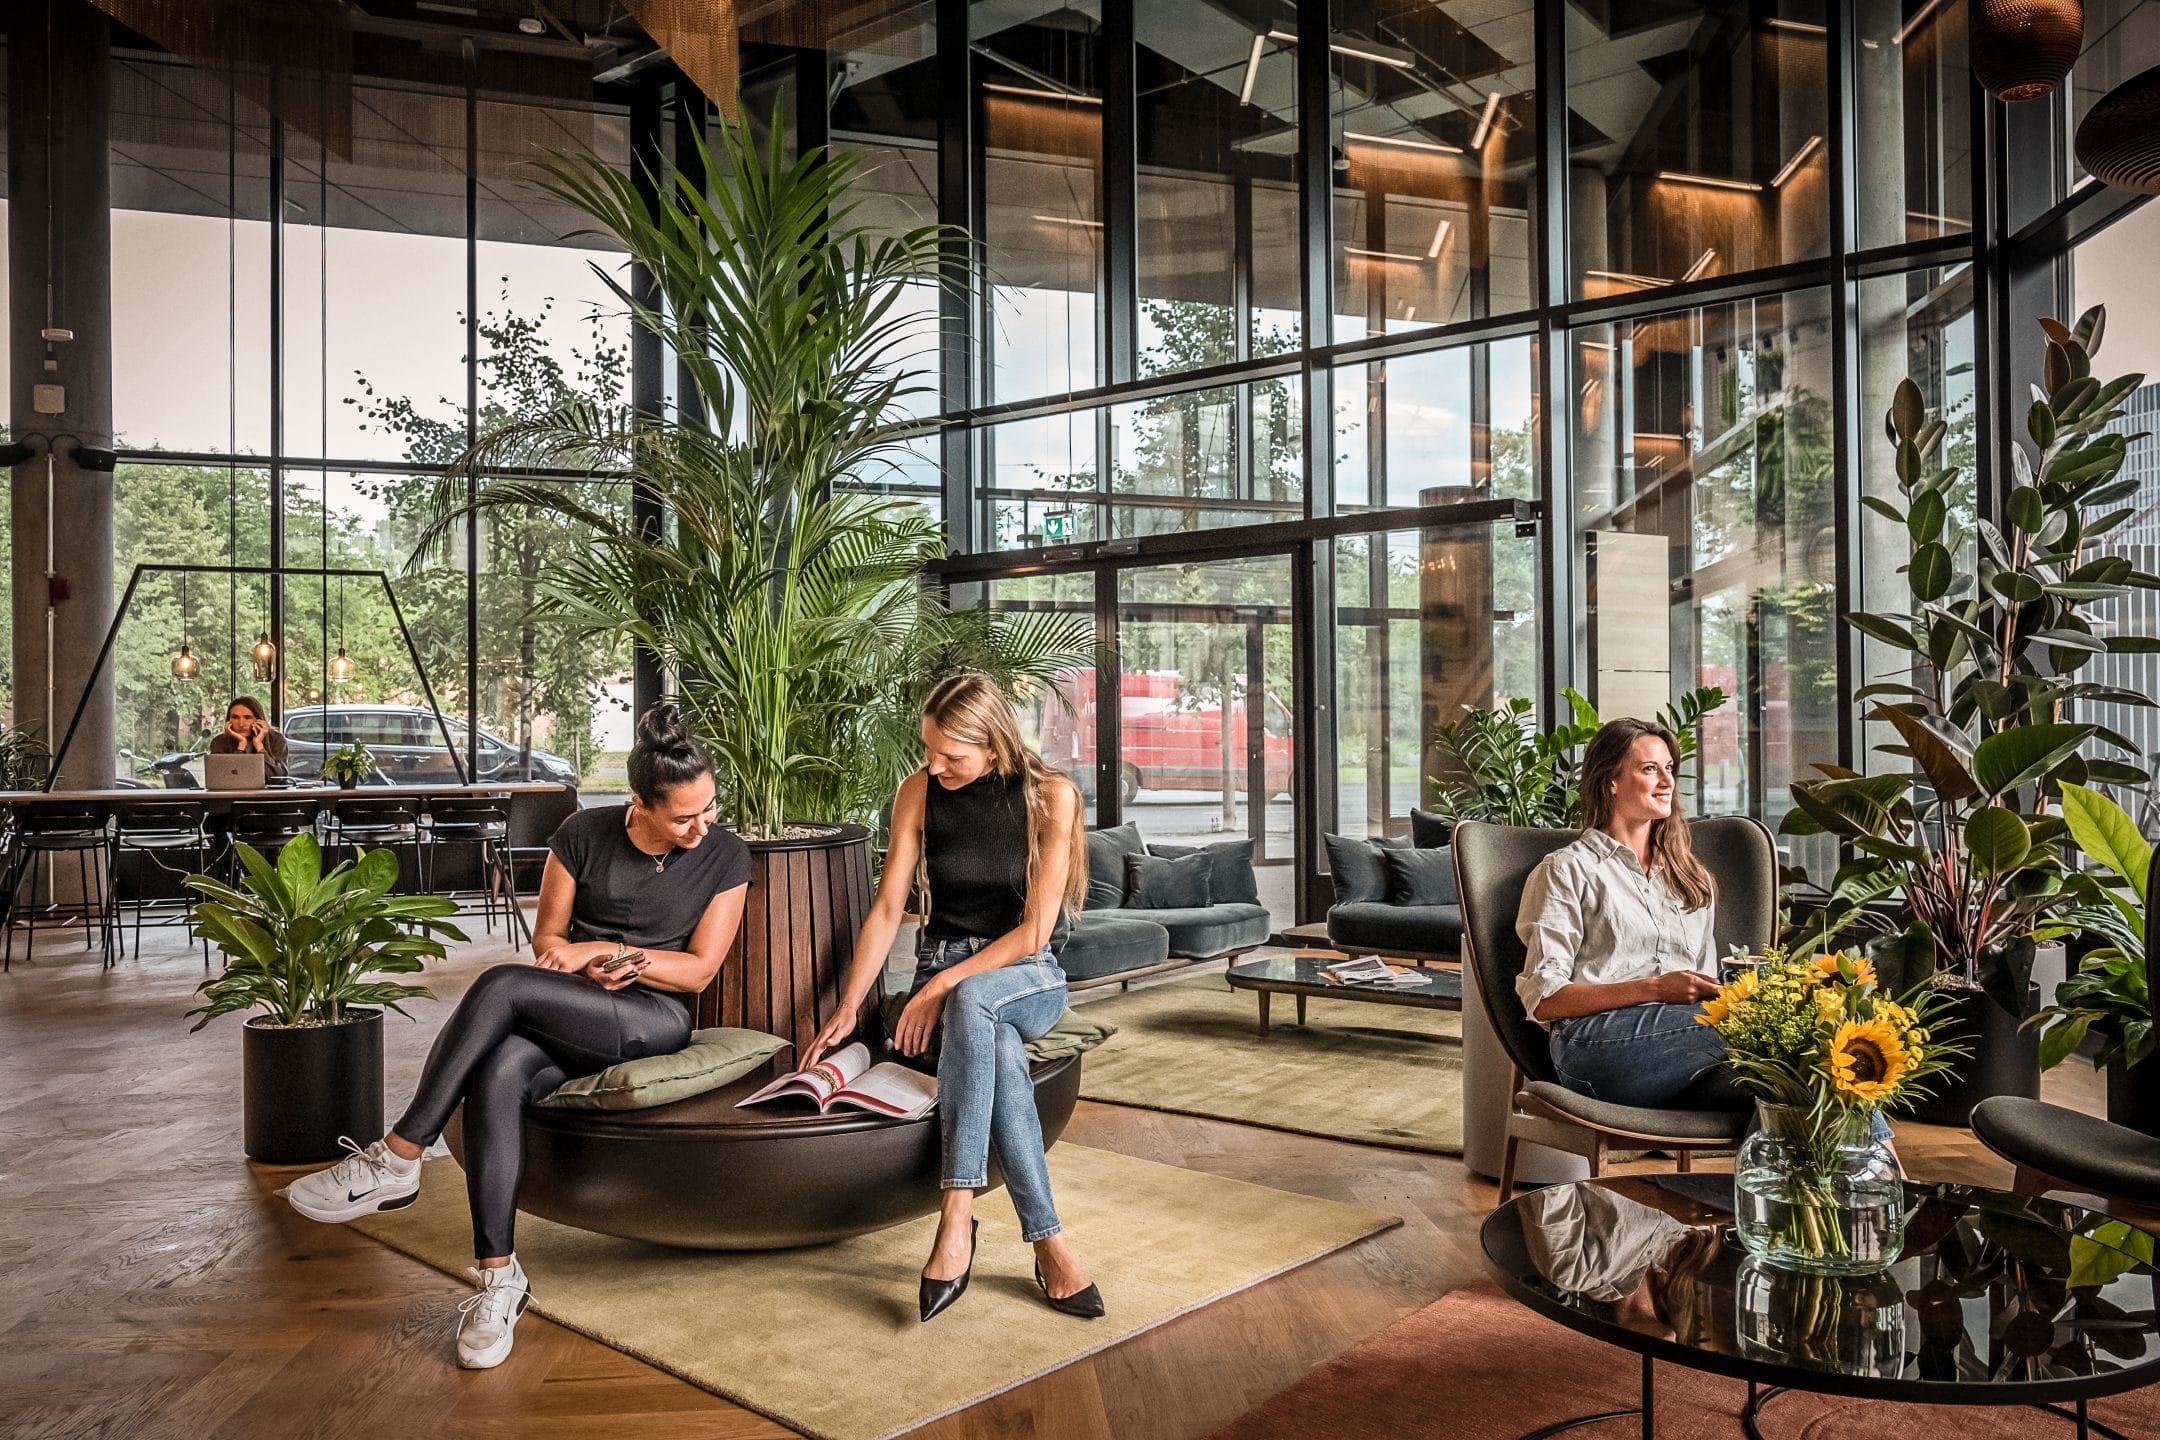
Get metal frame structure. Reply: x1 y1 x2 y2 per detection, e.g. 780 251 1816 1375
95 4 2160 920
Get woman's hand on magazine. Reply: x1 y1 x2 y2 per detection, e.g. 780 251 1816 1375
893 986 948 1058
801 1011 857 1070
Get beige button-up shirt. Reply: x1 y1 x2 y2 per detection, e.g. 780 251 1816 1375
1514 827 1718 1025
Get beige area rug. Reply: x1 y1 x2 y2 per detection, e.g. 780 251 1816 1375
353 1143 1397 1440
1075 975 1465 1154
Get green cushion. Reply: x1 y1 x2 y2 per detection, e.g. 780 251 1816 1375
1125 850 1213 908
536 1027 790 1110
1085 823 1146 910
1384 844 1457 905
1148 838 1261 905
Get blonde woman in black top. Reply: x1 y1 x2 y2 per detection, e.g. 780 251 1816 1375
806 673 1103 1323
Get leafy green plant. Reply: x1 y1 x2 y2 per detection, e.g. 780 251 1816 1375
0 726 51 791
1429 685 1726 829
185 835 466 1029
1783 309 2159 1016
413 115 1090 837
2029 782 2152 1071
323 742 374 786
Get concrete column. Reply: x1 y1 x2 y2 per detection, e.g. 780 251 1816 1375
10 1 116 787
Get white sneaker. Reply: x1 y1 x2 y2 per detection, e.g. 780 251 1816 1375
456 1261 531 1369
286 1137 422 1224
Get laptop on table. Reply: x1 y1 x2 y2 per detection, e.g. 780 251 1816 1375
205 753 267 791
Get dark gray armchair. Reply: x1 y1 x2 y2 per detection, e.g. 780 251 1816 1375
1454 816 1778 1202
1970 850 2160 1207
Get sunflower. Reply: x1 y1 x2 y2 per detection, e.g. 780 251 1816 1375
1810 952 1878 990
1698 967 1759 1026
1826 1018 1912 1102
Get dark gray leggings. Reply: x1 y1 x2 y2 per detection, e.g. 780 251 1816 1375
393 964 690 1257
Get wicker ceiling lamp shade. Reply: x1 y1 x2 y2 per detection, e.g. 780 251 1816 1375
2077 66 2160 192
1970 0 2085 103
622 0 742 121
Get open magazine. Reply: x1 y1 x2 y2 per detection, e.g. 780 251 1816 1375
1320 955 1428 990
736 1042 939 1121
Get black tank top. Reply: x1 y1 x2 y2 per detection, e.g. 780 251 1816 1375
922 768 1031 941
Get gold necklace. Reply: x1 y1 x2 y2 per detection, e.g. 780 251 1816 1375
628 814 672 872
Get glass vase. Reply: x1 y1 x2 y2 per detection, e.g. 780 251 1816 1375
1733 1102 1905 1276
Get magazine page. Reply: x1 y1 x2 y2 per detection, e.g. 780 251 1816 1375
737 1042 873 1109
834 1063 939 1121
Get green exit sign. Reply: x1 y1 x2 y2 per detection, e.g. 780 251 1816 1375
1042 510 1078 542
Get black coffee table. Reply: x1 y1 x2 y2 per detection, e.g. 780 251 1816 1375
1223 954 1461 1037
1480 1174 2160 1440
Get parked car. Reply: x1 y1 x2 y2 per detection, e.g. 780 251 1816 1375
1039 670 1292 805
282 705 579 788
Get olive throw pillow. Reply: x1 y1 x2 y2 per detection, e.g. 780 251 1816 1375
1124 850 1214 909
537 1027 790 1111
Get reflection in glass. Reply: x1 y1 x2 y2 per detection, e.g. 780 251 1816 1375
1568 4 1830 299
1117 557 1296 924
988 574 1099 825
977 0 1105 401
1137 0 1300 376
1333 524 1540 842
1853 0 1971 249
1331 1 1537 338
1572 290 1837 839
1334 335 1536 510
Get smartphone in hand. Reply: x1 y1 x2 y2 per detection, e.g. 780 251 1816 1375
596 948 646 974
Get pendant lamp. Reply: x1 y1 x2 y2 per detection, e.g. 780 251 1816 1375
1971 0 2084 103
171 573 200 680
2076 65 2160 192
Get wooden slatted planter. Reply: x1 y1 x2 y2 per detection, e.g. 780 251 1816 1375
694 823 879 1059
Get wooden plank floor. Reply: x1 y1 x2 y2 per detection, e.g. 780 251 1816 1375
0 925 2119 1439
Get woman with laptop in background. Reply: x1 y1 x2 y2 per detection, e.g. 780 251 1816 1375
208 696 288 781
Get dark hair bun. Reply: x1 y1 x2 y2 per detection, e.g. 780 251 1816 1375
626 701 713 806
635 701 692 753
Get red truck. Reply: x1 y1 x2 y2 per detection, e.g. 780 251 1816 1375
1036 670 1294 805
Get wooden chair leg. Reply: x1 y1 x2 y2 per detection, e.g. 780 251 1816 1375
2010 1164 2053 1197
1587 1136 1606 1178
1677 1148 1694 1173
1498 1129 1522 1205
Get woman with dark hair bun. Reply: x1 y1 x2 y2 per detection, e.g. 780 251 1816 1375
284 701 751 1370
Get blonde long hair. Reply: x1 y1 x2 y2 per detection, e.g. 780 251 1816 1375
920 673 1089 914
1579 718 1714 911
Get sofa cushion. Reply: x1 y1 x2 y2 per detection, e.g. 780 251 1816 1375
1125 850 1213 909
1084 823 1147 910
1057 910 1173 981
1410 808 1455 849
537 1027 790 1110
1326 901 1463 958
1384 844 1457 905
1129 902 1273 959
1148 838 1260 906
1322 832 1409 904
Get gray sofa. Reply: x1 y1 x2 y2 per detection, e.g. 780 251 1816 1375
1058 823 1272 990
1323 809 1463 961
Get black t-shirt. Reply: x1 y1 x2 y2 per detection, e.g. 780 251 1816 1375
547 804 752 955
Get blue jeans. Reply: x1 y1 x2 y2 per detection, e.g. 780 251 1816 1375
913 937 1069 1242
1549 1002 1890 1141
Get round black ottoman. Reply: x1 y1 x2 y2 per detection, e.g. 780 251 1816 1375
445 1051 1083 1250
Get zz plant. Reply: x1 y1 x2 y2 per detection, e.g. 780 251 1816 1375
1783 308 2159 1016
186 835 466 1029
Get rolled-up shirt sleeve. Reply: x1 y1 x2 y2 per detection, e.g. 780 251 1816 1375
1515 857 1583 1020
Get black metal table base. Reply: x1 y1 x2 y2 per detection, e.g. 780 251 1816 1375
1516 1361 2135 1440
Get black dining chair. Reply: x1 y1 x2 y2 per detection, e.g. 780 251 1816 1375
1454 817 1777 1202
1971 848 2160 1208
500 786 580 944
221 797 324 881
4 801 116 971
423 792 527 949
108 795 212 967
327 794 424 888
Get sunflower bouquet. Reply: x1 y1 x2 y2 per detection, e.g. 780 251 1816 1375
1699 950 1963 1272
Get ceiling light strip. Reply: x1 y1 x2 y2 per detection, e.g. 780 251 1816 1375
1345 129 1463 155
984 81 1101 104
1771 134 1824 188
1657 169 1764 192
1470 91 1504 149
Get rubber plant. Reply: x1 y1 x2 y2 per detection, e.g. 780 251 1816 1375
1782 308 2158 1018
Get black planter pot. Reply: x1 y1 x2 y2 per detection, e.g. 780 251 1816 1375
243 1008 385 1163
2105 1057 2160 1141
1906 983 2042 1128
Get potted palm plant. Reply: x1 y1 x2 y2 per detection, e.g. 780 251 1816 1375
188 836 465 1162
412 117 1089 1056
1783 308 2159 1123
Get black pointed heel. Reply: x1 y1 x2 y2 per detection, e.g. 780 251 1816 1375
919 1219 977 1323
1034 1262 1106 1319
